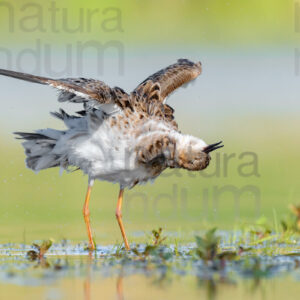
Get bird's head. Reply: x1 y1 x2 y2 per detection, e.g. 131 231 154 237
174 135 223 171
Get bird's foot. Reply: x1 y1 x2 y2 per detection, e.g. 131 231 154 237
84 243 96 252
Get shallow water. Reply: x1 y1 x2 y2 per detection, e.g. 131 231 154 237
1 239 300 300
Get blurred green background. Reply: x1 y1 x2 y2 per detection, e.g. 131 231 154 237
0 0 299 244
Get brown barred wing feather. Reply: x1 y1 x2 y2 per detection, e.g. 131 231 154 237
0 68 129 106
133 58 202 103
131 59 202 129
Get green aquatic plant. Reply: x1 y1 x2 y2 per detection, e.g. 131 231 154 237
173 239 180 256
152 228 166 246
131 228 172 261
194 228 220 261
250 216 272 240
26 239 54 269
193 228 240 269
26 239 53 261
281 204 300 233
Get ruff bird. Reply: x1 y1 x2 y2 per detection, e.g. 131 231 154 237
0 59 223 250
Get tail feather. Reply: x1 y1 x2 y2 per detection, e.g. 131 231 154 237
15 131 64 171
14 109 87 172
14 132 51 140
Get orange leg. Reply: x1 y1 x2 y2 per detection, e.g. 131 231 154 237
115 189 130 250
83 181 95 251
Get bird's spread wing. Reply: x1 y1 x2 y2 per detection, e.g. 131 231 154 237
130 59 202 129
0 59 201 123
133 59 202 103
0 69 129 108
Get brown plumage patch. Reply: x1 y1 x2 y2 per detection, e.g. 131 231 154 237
136 133 211 175
110 117 117 127
124 59 202 130
177 149 210 171
136 135 177 178
133 59 202 103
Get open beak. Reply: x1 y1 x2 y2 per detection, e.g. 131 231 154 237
203 141 224 153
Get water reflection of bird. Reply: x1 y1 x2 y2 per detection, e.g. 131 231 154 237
84 253 93 300
0 59 223 250
116 271 125 300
